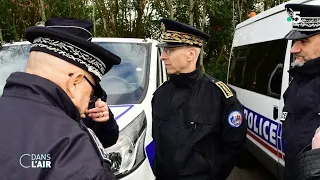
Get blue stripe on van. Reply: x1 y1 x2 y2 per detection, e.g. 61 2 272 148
243 106 285 153
146 140 155 168
109 105 134 120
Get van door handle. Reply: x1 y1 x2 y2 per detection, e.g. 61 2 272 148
273 106 278 120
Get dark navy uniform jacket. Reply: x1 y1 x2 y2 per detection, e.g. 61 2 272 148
0 72 116 180
151 67 247 180
295 145 320 180
282 58 320 180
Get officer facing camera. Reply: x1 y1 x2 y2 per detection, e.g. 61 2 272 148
151 18 247 180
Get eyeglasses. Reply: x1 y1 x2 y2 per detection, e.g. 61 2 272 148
68 73 96 98
162 46 186 55
83 76 96 93
163 47 175 55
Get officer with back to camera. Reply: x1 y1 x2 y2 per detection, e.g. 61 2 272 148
281 3 320 180
151 19 247 180
0 18 121 179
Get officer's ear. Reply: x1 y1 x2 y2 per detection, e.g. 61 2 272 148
187 47 198 62
66 72 85 98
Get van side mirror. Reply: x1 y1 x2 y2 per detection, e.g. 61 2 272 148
267 63 283 99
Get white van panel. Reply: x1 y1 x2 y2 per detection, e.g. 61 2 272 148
120 160 155 180
229 85 284 162
235 0 319 30
233 0 320 47
233 11 291 47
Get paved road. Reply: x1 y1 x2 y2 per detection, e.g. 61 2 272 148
226 154 279 180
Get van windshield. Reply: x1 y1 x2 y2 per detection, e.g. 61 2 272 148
0 42 150 105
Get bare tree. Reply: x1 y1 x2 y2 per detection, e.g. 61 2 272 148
134 0 147 37
199 0 206 72
237 0 244 22
94 0 109 36
110 0 119 36
0 29 3 44
264 0 268 10
165 0 174 19
189 0 194 25
39 0 46 21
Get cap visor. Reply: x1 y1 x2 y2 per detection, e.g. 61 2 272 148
156 42 187 48
284 30 320 40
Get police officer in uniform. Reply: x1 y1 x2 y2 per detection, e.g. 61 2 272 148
0 18 120 179
281 3 320 180
151 19 247 180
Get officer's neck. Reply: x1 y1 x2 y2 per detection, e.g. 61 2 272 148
175 64 197 75
170 66 202 88
289 56 320 77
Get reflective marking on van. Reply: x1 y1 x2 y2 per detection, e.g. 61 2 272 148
109 105 134 120
146 141 155 168
244 106 285 159
248 130 284 159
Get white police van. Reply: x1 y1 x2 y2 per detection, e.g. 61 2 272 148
227 0 320 179
0 38 167 179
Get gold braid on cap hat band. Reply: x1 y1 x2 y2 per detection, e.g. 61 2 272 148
161 30 204 47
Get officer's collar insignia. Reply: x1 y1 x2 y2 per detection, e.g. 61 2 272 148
215 81 233 99
228 111 243 128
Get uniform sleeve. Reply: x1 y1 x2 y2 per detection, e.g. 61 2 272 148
297 148 320 180
83 90 119 148
44 130 116 180
83 109 119 148
216 96 247 180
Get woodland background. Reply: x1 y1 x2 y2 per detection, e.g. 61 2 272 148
0 0 289 82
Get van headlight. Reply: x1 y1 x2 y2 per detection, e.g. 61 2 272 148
104 111 147 177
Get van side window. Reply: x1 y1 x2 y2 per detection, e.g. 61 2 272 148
267 63 283 98
228 39 288 99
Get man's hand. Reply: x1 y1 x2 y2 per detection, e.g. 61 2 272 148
87 98 110 122
312 127 320 149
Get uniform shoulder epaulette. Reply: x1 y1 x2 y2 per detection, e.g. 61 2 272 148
205 74 233 99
